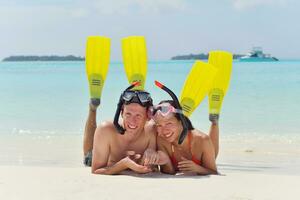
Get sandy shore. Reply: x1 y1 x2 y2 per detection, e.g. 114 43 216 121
0 166 299 200
1 134 300 199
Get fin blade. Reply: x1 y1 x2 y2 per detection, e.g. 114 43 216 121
122 36 147 90
208 51 233 114
85 36 111 99
180 61 218 117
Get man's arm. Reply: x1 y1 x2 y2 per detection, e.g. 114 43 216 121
91 123 152 175
91 123 113 174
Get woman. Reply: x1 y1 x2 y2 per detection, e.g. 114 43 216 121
144 81 219 175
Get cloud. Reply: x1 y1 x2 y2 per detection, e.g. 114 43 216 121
82 0 187 15
232 0 288 11
0 0 187 23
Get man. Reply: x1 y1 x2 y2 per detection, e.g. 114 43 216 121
83 83 157 175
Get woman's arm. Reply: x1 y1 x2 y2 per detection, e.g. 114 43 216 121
197 135 218 175
157 139 176 175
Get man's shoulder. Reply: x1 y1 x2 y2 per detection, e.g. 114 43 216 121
144 121 157 136
94 121 118 139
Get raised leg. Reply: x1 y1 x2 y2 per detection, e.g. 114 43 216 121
208 116 219 158
83 100 100 156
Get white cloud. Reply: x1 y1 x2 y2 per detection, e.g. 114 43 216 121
232 0 288 11
89 0 187 15
0 0 187 24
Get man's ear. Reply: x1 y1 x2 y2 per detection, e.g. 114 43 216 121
146 108 152 121
120 106 124 118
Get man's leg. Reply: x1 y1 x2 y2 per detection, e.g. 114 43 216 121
209 114 219 158
83 100 99 166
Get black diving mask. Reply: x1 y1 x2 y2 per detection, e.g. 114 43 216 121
122 90 152 107
113 82 153 134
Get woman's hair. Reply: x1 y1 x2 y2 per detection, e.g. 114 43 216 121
158 100 194 130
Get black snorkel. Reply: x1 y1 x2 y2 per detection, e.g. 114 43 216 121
154 81 188 144
113 82 140 134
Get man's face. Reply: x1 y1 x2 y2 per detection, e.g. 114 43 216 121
122 103 148 135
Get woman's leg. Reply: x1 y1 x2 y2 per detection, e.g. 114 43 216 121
208 113 220 158
208 123 219 158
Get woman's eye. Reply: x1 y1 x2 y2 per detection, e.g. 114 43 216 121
156 124 162 129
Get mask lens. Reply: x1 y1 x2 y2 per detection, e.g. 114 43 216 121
159 106 171 115
122 91 135 101
152 103 183 119
137 92 150 103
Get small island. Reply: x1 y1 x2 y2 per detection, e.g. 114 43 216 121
2 55 84 62
171 53 245 60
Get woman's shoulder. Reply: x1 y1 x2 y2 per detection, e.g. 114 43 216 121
191 129 209 139
190 129 211 146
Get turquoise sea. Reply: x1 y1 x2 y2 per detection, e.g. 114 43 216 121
0 60 299 168
1 60 299 136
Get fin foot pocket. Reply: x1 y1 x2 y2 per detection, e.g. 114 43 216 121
209 114 219 124
90 98 100 111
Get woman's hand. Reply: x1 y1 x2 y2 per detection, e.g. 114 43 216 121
142 149 171 166
177 156 203 174
178 157 217 175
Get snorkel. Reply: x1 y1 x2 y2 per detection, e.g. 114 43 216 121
113 82 140 134
154 81 188 144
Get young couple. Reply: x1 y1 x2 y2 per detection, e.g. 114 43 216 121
83 81 219 175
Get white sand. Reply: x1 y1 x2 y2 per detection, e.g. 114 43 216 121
0 166 299 200
1 134 300 199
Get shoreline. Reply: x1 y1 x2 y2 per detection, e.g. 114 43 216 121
1 133 299 175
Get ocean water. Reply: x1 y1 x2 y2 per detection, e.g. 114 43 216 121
0 60 300 168
1 60 299 136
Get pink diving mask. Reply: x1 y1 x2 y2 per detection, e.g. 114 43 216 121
151 103 183 120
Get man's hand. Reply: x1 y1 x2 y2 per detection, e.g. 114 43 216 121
123 151 152 174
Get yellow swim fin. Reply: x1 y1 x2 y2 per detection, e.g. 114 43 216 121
86 36 111 106
121 36 147 90
208 51 233 122
179 61 218 117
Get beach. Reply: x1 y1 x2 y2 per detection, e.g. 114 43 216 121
1 134 300 200
1 60 300 199
1 165 300 200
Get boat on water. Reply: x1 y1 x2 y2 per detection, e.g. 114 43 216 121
239 47 278 62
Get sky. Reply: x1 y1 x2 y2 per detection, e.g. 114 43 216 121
0 0 299 60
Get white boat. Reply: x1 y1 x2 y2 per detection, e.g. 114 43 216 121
239 47 278 62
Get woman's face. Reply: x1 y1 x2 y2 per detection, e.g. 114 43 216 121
154 114 182 143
